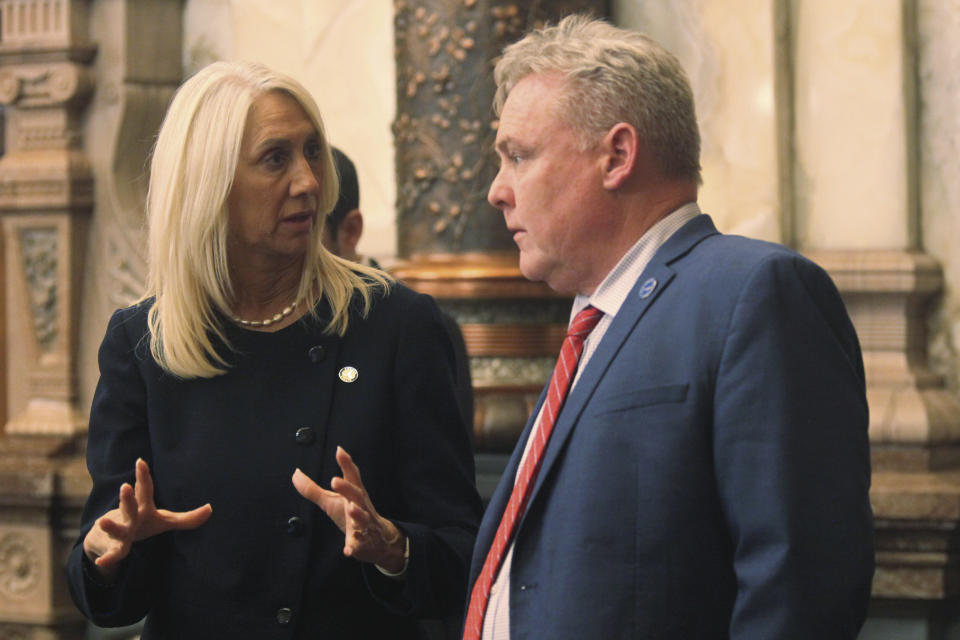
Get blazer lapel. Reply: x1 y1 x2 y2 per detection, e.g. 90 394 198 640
519 214 720 527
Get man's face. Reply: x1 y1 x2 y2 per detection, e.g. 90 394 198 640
488 73 612 295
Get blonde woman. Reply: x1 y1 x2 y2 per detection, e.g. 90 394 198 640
67 61 481 639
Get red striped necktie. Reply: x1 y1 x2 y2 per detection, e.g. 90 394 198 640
463 305 604 640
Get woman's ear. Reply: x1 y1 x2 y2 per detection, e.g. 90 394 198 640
600 122 639 190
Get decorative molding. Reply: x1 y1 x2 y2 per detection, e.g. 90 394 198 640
0 0 95 437
18 228 58 354
471 356 555 386
807 249 960 457
0 62 95 108
441 298 570 324
0 533 39 600
0 624 29 640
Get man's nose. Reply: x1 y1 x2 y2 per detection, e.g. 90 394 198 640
487 168 512 211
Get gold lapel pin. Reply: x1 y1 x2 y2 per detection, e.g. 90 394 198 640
338 366 359 383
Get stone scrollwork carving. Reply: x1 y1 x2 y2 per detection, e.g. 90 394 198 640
0 70 21 104
0 63 95 108
18 228 59 353
0 533 40 600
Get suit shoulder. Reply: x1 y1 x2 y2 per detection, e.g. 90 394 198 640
696 234 829 281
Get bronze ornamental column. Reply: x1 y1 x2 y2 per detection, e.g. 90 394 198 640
392 0 608 451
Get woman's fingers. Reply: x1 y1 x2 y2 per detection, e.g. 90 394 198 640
98 514 131 539
329 476 368 507
94 542 129 568
153 503 213 532
293 468 345 527
335 447 365 493
134 458 155 508
116 482 138 524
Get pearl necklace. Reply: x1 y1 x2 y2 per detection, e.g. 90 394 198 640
231 299 300 328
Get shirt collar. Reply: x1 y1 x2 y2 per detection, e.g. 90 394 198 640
572 202 701 321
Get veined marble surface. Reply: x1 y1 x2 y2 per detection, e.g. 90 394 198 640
184 0 397 261
919 0 960 393
615 0 781 243
793 0 912 250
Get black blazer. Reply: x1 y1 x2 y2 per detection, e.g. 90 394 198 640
68 284 482 639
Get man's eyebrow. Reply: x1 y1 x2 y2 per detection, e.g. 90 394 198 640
497 137 526 156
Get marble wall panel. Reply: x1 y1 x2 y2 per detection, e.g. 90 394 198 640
614 0 781 242
793 0 914 250
918 0 960 394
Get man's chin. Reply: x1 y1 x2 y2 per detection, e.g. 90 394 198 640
519 259 578 295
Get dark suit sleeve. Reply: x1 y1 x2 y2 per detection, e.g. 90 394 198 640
712 254 874 639
361 292 483 618
66 308 159 627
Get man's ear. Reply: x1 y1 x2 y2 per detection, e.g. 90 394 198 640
600 122 639 190
336 209 364 258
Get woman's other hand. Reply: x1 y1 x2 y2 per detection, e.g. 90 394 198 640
82 458 213 581
292 446 407 573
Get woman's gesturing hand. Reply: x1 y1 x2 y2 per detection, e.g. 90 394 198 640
293 446 407 573
82 458 213 581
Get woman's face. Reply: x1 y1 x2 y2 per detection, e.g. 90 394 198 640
226 91 324 267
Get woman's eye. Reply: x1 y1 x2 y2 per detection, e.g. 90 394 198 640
304 141 322 161
262 149 288 169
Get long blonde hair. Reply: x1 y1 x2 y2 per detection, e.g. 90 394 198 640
142 60 389 378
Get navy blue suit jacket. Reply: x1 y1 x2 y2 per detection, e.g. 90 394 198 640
467 215 874 639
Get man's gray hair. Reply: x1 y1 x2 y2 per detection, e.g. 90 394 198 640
493 14 701 183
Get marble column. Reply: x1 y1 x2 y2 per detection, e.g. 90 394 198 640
392 0 609 451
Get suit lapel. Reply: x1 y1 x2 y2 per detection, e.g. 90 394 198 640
519 214 720 528
471 214 721 571
469 396 537 576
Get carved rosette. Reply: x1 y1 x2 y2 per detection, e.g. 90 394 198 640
0 533 39 601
